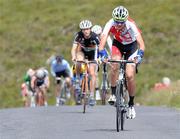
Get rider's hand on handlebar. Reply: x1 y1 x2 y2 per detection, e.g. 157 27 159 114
134 55 142 64
135 49 144 64
98 49 108 58
98 49 109 63
72 57 76 62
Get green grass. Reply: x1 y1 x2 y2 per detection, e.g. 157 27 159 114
0 0 180 108
137 80 180 108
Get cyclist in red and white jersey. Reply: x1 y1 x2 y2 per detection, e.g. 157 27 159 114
99 6 145 119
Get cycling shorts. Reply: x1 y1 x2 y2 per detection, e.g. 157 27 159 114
36 79 44 87
82 49 95 61
112 39 138 60
55 70 70 84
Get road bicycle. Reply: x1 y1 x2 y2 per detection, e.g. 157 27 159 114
56 77 70 105
100 62 109 105
75 60 97 113
72 65 83 105
108 59 134 131
30 91 36 107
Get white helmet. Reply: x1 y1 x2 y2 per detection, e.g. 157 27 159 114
162 77 171 86
91 25 102 35
39 67 49 76
36 69 45 79
112 6 129 22
43 69 49 76
79 20 92 29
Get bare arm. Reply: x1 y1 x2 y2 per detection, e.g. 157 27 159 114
99 33 109 51
31 76 36 91
71 43 78 60
136 34 145 51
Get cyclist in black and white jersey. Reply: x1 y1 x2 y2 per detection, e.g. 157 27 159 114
71 20 100 106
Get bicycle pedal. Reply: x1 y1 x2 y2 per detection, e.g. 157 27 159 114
108 101 115 106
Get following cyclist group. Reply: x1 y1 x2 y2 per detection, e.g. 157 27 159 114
20 6 145 119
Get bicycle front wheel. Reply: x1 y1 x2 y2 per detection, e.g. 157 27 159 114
116 83 125 131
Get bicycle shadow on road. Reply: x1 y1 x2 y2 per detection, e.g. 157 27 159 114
84 128 131 132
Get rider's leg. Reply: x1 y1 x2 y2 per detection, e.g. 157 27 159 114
110 45 122 96
39 88 45 106
126 64 136 119
65 77 71 99
108 55 120 104
89 64 96 97
126 64 136 106
65 77 71 88
35 88 41 106
88 64 97 106
126 49 138 107
110 55 121 93
21 83 30 107
55 78 61 105
44 77 50 106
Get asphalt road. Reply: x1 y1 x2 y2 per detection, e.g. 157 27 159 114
0 105 179 139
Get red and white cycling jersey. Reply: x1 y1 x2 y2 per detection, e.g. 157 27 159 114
102 18 141 45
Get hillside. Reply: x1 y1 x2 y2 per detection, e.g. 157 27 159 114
0 0 180 108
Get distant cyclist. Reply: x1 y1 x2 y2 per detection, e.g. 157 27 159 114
31 68 50 106
91 25 112 53
99 6 145 119
91 25 111 100
71 52 87 104
71 20 102 106
21 68 35 107
50 55 72 106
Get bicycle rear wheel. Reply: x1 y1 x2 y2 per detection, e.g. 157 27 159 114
116 106 120 132
121 109 126 130
82 93 87 113
82 75 88 114
75 89 82 105
101 89 107 105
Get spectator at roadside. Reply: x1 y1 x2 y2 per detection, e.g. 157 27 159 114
153 77 171 91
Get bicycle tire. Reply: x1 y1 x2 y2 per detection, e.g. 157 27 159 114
116 82 125 131
83 93 87 113
75 89 81 105
120 83 125 131
101 89 107 105
116 83 121 132
121 109 125 130
116 105 120 132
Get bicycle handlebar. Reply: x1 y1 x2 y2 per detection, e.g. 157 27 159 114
107 59 134 64
73 60 98 64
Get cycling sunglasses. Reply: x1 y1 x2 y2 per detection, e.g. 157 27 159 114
114 21 125 25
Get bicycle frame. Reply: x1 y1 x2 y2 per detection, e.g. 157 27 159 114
75 60 97 113
108 59 134 131
56 77 68 105
73 73 82 105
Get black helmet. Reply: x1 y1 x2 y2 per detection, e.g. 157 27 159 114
56 55 63 63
